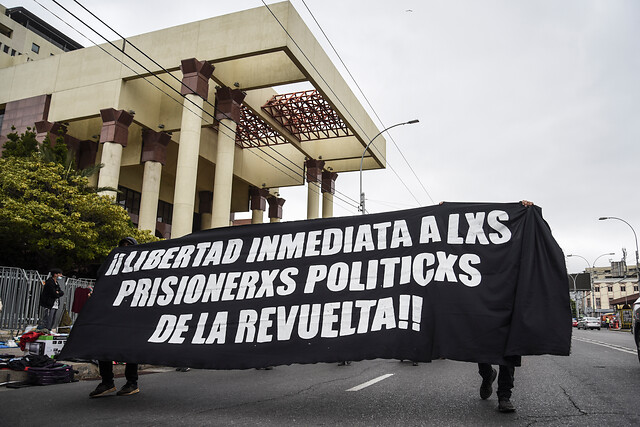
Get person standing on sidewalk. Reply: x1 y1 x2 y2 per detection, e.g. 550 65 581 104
39 268 64 331
89 237 140 398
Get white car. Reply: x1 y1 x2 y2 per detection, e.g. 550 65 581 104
578 317 601 330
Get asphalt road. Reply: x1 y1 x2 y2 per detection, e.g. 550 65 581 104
2 328 639 426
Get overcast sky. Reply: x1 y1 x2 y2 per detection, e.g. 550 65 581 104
6 0 639 274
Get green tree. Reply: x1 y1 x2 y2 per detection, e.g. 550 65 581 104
0 129 157 274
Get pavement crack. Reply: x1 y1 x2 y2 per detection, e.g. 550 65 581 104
560 385 587 415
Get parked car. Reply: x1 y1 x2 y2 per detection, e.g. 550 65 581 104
572 318 578 327
577 317 601 330
633 297 639 363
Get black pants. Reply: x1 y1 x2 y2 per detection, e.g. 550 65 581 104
98 361 139 385
41 307 57 330
478 363 515 400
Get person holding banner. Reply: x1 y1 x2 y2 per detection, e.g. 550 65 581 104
477 199 533 413
478 357 520 413
89 237 141 398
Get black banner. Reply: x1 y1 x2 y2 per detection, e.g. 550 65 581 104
60 202 571 368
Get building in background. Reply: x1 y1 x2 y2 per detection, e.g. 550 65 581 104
0 5 82 67
0 2 385 238
580 261 639 327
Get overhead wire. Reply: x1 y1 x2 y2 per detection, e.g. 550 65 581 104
299 0 435 206
260 1 424 210
44 0 306 184
36 0 362 213
67 0 360 211
32 0 206 125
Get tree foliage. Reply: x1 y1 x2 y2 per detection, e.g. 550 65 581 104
0 128 157 274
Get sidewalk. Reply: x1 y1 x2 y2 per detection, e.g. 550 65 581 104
1 330 167 384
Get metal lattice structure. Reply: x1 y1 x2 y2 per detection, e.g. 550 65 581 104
235 105 288 148
261 90 352 142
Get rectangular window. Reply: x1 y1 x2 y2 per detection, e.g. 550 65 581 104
594 286 600 292
31 43 40 54
3 45 9 54
10 49 16 56
634 286 639 292
157 200 173 225
595 298 601 309
116 186 141 216
607 286 613 292
0 22 12 38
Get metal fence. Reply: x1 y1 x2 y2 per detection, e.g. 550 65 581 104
0 266 95 333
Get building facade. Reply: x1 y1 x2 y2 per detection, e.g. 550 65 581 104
0 5 81 68
581 262 639 316
0 2 385 239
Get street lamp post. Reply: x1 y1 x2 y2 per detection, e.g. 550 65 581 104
569 273 579 319
359 119 419 214
599 216 640 290
567 252 615 316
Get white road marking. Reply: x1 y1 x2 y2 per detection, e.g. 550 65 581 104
573 336 637 355
346 374 394 392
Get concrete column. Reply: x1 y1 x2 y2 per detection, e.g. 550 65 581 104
97 142 123 199
211 118 236 228
322 192 334 218
250 187 269 224
307 184 320 220
252 209 264 224
268 196 285 223
322 171 338 218
172 93 205 237
171 58 214 238
96 109 133 199
138 129 170 233
139 161 162 233
211 87 246 229
306 159 324 220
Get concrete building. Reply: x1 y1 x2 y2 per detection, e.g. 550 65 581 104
0 2 385 238
581 263 639 316
0 5 81 68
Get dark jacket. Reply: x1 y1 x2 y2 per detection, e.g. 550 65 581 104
39 277 64 309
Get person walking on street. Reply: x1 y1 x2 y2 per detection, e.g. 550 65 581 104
478 357 520 413
90 237 141 398
39 268 64 331
477 200 534 414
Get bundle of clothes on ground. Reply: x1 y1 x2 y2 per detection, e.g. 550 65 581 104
0 353 77 387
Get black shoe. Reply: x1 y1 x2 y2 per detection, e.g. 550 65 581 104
89 382 116 398
480 368 497 400
116 382 139 396
498 399 516 413
176 367 190 372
